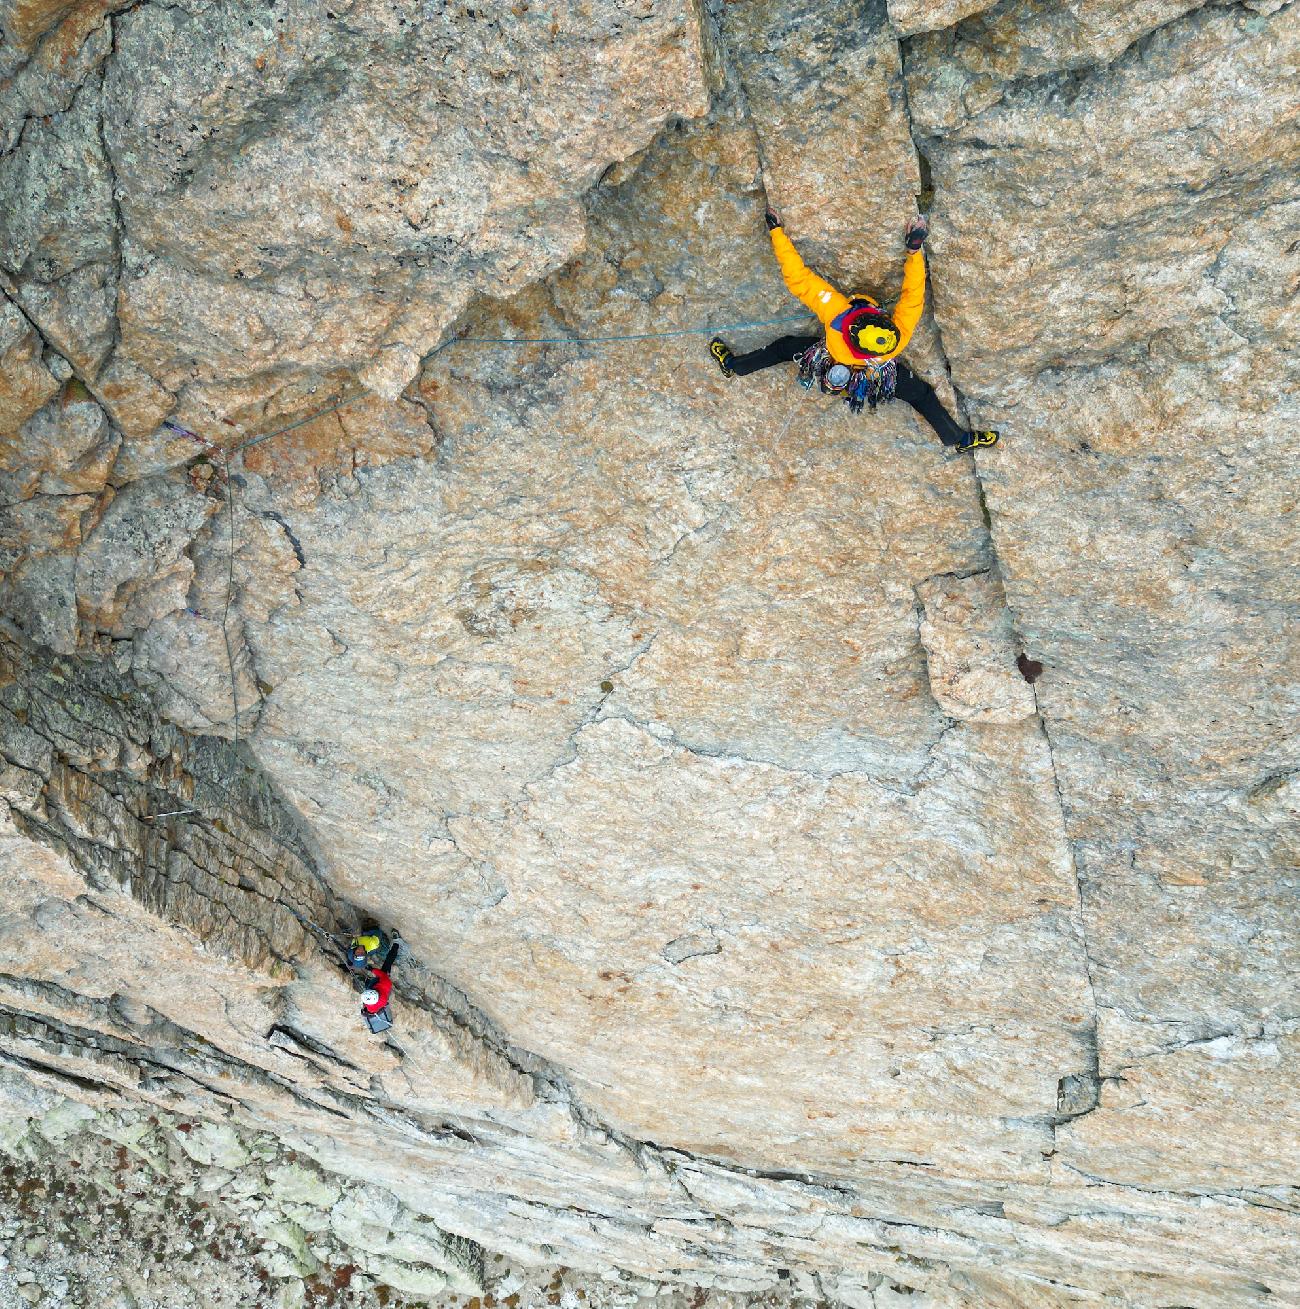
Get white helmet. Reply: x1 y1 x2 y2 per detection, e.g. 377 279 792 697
361 989 380 1007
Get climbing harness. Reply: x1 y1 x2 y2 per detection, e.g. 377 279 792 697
796 344 897 413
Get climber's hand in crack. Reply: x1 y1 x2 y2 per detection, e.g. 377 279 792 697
905 216 929 250
764 205 782 231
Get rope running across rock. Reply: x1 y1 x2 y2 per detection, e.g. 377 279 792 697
234 311 812 452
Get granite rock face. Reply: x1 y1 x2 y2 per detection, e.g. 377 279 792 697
913 0 1300 1198
916 571 1036 724
1 0 1298 1306
2 0 709 439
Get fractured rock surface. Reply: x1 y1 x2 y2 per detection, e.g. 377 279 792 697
1 0 1298 1305
916 570 1036 723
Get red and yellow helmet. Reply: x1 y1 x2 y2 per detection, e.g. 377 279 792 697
841 304 900 359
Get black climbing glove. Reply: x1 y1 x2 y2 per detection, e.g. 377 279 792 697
765 207 781 231
905 216 929 251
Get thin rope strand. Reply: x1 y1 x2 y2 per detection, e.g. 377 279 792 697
771 398 803 453
428 312 813 352
237 392 367 451
233 312 811 454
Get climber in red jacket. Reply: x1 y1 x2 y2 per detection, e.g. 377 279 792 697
710 209 998 454
358 936 402 1031
361 970 392 1015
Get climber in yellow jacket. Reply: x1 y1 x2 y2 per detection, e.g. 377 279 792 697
710 210 998 453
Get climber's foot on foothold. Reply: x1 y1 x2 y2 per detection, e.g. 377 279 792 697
955 429 999 453
710 337 735 378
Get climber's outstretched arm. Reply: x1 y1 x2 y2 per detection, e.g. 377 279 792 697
890 218 930 353
890 249 927 353
769 222 848 324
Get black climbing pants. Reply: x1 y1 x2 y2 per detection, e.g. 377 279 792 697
892 362 966 447
729 335 967 447
728 333 820 376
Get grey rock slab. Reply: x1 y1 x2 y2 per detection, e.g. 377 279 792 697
719 0 922 295
0 493 93 651
903 0 1220 134
916 569 1037 723
0 297 60 439
99 0 711 413
918 0 1300 1204
887 0 1000 36
2 383 118 504
0 72 118 377
73 474 219 638
0 0 1297 1303
918 1 1300 389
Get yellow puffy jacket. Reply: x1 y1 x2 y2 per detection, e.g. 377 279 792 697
771 226 925 367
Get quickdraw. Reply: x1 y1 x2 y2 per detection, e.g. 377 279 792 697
796 345 897 413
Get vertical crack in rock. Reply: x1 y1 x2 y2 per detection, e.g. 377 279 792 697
94 40 125 370
260 509 307 570
1032 713 1103 1014
895 26 1105 1092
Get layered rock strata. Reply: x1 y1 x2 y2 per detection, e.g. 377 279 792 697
1 0 1297 1304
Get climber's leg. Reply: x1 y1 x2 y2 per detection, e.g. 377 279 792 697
893 363 999 451
379 938 402 973
893 362 966 446
711 334 820 378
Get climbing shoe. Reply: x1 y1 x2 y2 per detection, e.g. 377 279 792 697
955 429 999 453
709 336 735 378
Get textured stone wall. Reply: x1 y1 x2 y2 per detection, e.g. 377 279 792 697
1 0 1297 1304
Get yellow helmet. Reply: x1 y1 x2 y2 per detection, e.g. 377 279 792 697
844 308 900 359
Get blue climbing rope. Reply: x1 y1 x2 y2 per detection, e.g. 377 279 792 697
426 312 812 355
234 311 813 453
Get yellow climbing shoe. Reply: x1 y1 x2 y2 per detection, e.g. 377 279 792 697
956 429 999 453
709 336 735 378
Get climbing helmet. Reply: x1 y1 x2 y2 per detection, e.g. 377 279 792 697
361 989 380 1007
846 311 900 358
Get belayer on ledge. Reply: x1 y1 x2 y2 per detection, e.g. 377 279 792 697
710 209 998 454
346 927 402 1033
